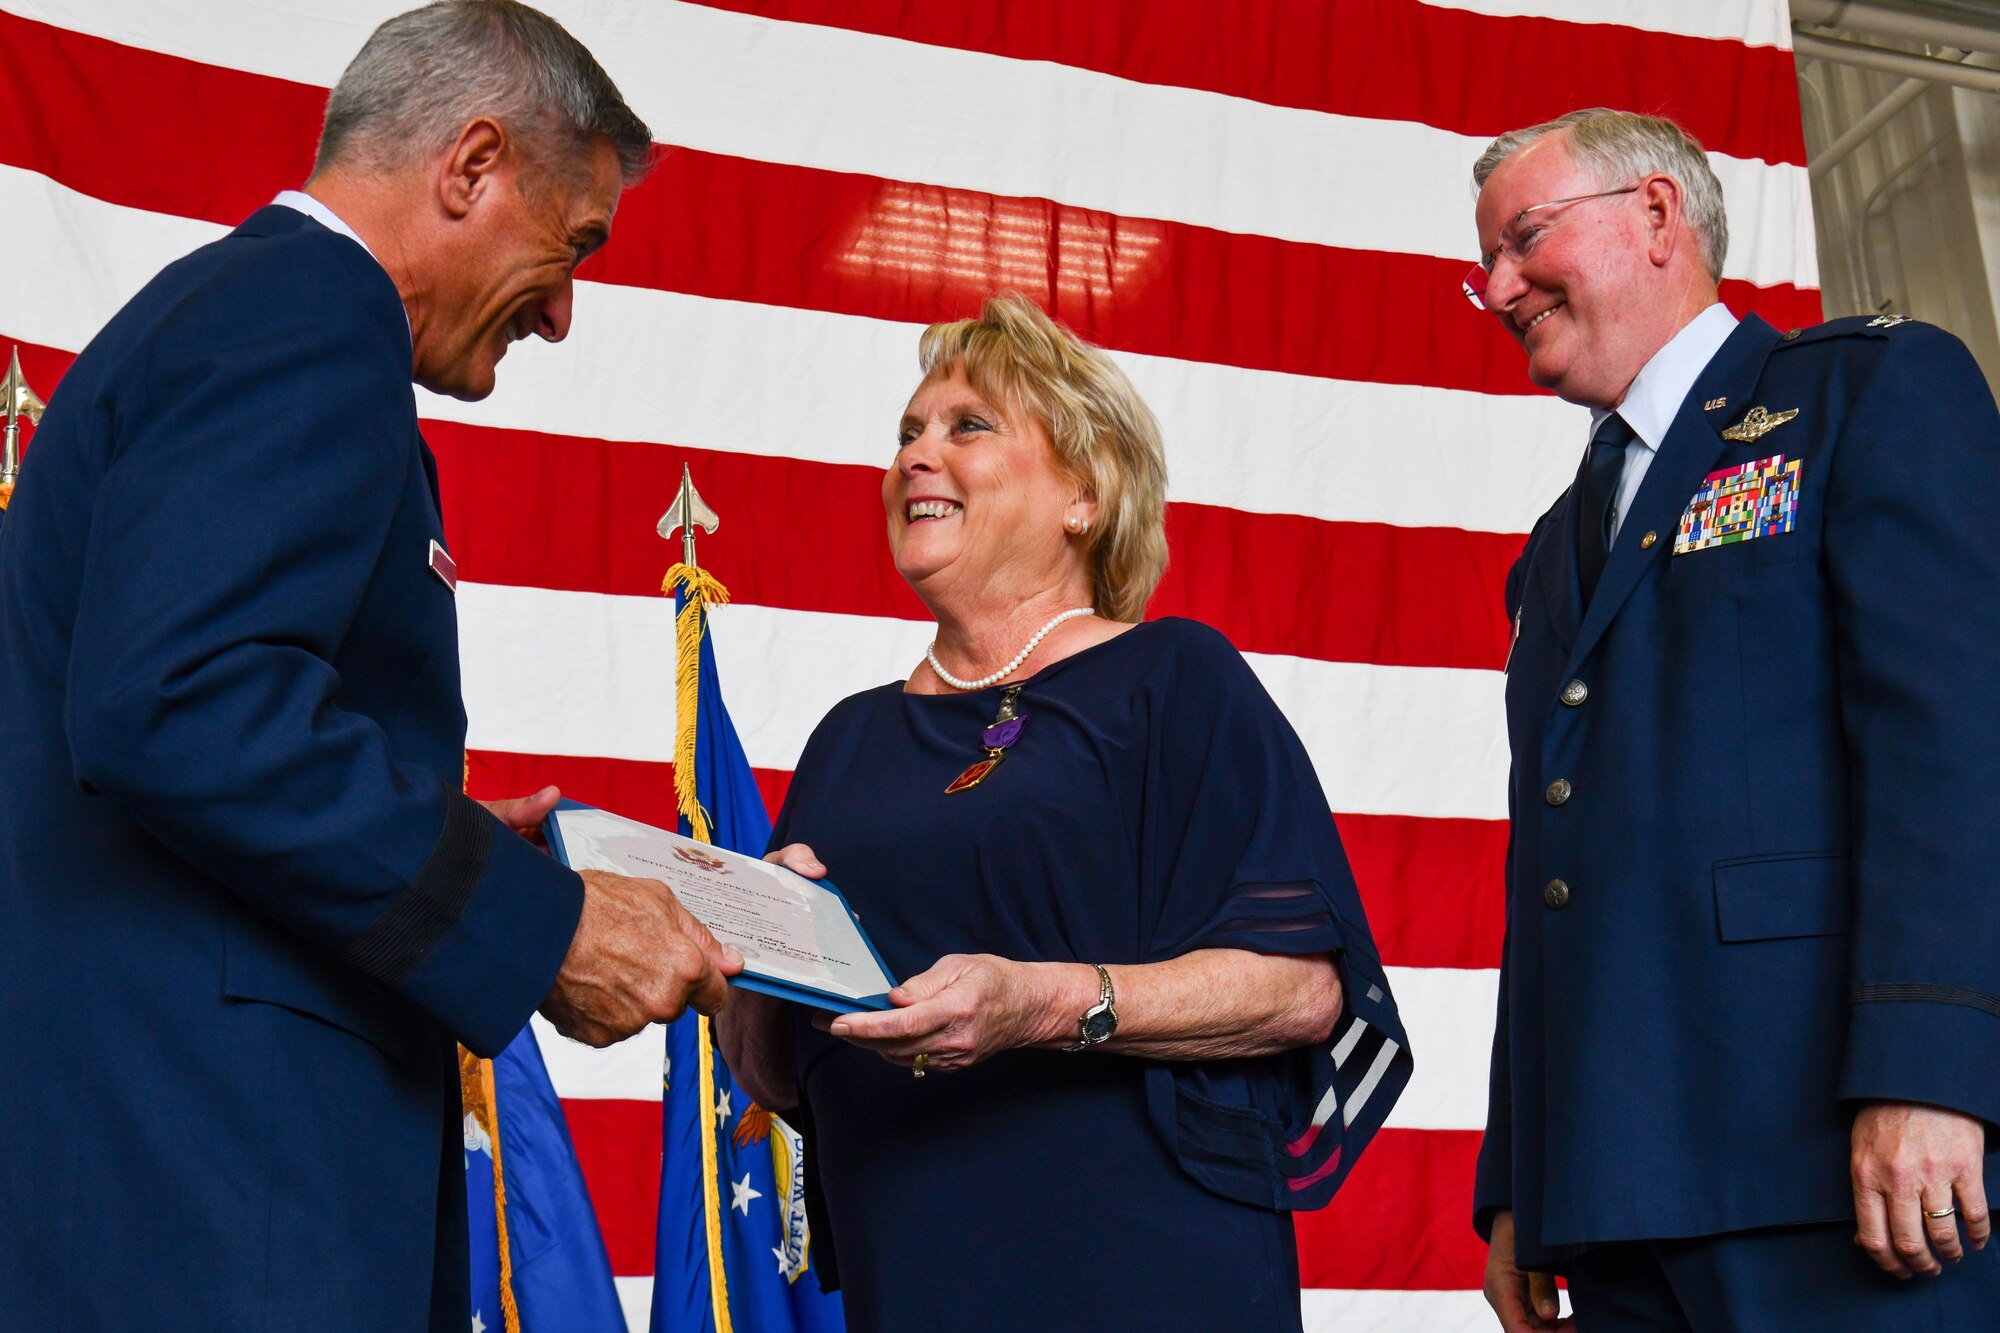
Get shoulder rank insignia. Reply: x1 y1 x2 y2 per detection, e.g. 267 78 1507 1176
1720 405 1798 443
1676 453 1802 554
1867 314 1912 328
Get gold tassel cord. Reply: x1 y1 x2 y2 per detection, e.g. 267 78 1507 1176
661 559 737 1331
661 562 730 845
696 1014 735 1333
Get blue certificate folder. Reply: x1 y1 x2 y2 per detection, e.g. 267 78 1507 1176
542 801 897 1014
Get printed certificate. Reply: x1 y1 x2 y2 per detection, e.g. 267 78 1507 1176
544 802 896 1012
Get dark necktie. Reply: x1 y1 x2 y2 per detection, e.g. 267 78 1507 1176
1577 412 1635 604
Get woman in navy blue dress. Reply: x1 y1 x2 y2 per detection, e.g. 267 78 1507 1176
719 295 1413 1331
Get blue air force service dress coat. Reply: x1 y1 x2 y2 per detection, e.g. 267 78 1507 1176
0 207 585 1330
1474 313 2000 1267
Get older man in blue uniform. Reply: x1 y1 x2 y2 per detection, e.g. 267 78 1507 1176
1467 109 2000 1330
0 4 738 1329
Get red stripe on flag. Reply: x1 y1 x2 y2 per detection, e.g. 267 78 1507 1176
427 421 1520 672
468 750 1504 970
0 9 321 225
5 334 1524 675
1296 1128 1488 1289
587 149 1818 396
689 0 1807 168
559 1097 663 1278
0 12 1819 399
1338 814 1506 969
468 750 791 836
560 1100 1490 1287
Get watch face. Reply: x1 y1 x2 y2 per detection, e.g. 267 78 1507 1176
1081 1009 1117 1043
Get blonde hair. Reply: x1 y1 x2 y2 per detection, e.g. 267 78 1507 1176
1472 108 1729 282
917 294 1169 623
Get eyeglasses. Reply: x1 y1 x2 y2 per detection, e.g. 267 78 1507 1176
1461 184 1640 310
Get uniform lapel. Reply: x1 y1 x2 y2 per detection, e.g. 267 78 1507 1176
1563 314 1786 674
418 436 444 518
1531 448 1590 655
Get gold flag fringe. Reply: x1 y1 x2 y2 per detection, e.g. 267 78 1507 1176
458 1046 522 1333
457 752 518 1331
662 562 730 845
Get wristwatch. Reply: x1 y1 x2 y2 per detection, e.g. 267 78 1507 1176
1065 963 1118 1050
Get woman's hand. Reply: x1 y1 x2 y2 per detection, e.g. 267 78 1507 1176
765 842 828 880
712 842 831 1108
820 954 1087 1074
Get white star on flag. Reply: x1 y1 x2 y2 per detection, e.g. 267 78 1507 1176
773 1244 792 1277
471 1312 486 1333
731 1172 763 1215
715 1087 732 1122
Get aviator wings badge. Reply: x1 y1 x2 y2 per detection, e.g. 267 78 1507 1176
1720 405 1799 443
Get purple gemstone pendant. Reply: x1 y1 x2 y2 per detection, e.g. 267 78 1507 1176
946 685 1026 794
982 716 1024 749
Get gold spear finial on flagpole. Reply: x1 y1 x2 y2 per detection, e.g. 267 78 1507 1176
657 462 720 569
1 347 47 510
657 464 727 846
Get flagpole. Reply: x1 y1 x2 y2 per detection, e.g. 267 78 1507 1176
658 465 736 1333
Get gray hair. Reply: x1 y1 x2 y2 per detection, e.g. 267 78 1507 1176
1471 109 1728 282
313 0 651 186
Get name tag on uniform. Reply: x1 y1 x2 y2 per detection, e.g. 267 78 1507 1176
1675 454 1802 555
428 539 457 593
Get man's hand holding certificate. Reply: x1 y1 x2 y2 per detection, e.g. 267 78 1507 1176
546 804 897 1013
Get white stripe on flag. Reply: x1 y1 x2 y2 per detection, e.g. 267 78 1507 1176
0 159 1593 535
612 1276 651 1333
1303 1288 1554 1332
530 1014 667 1101
456 586 1512 822
1417 0 1794 49
5 1 1816 289
428 284 1593 534
1381 966 1500 1131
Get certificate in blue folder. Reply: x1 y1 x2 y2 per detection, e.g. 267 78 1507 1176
543 801 897 1013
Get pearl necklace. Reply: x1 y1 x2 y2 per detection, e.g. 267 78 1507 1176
926 608 1094 691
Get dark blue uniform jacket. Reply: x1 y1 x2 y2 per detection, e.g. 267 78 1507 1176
0 207 585 1330
1474 313 2000 1268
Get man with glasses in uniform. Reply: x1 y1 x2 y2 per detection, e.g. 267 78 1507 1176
1465 107 2000 1330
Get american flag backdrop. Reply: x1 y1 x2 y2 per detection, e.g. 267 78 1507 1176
0 2 1818 1328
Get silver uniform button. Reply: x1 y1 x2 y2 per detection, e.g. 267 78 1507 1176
1546 779 1573 806
1560 679 1588 707
1544 879 1571 909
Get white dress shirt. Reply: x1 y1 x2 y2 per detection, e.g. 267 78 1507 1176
1591 301 1738 541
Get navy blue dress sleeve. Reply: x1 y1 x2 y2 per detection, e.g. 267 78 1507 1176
1138 623 1414 1210
1823 324 2000 1129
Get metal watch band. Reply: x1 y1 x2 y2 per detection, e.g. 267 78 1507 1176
1065 962 1117 1051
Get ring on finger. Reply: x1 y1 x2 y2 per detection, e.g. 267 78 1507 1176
1927 1205 1958 1220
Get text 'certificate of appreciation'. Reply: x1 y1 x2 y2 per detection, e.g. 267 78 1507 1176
544 802 897 1013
